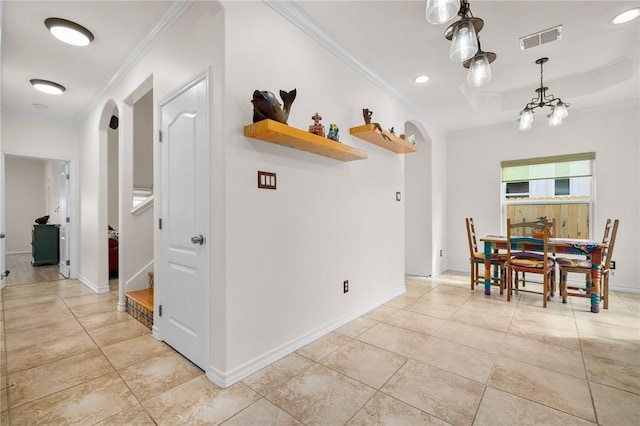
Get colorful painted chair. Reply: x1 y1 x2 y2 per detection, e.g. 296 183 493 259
466 217 507 294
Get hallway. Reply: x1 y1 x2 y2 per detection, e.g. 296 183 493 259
1 272 639 425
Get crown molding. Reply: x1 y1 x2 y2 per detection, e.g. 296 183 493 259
76 0 193 124
264 0 448 137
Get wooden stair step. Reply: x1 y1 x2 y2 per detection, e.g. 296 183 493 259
125 288 154 329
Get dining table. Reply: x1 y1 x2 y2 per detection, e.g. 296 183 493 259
480 235 607 313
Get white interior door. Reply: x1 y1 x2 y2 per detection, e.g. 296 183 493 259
58 162 70 277
159 74 209 370
0 155 5 287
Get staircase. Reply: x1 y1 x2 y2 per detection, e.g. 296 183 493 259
125 272 154 329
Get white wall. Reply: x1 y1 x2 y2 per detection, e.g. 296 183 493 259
108 126 119 230
447 104 640 292
4 157 46 253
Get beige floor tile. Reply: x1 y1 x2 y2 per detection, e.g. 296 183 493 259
243 352 313 396
223 398 302 425
2 300 69 321
295 331 351 361
590 381 640 426
489 356 595 422
118 351 203 401
381 359 484 425
8 349 114 407
6 331 97 374
347 391 449 425
320 340 406 389
143 376 260 425
94 404 156 425
584 352 640 394
77 309 138 331
362 304 398 322
88 318 150 347
475 387 594 425
419 290 469 307
61 292 116 307
412 336 496 383
433 320 505 354
403 299 459 319
334 316 378 338
403 285 433 299
580 332 640 366
449 305 513 333
101 334 173 369
9 372 137 425
382 309 445 336
431 284 474 297
384 294 417 309
5 317 84 352
507 308 581 351
499 333 586 378
575 318 640 343
357 322 430 357
2 293 60 310
267 364 375 426
69 298 118 318
3 307 76 332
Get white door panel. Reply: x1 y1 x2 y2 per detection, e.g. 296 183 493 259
58 162 70 277
159 74 209 370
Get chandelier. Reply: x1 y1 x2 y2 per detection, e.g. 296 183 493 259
425 0 497 87
519 57 570 130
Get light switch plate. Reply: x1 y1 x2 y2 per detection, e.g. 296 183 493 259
258 171 276 189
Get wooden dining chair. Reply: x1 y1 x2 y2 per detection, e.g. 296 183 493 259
509 218 557 295
506 218 555 307
558 219 619 309
466 217 507 294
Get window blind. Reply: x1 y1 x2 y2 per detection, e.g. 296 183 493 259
501 152 595 183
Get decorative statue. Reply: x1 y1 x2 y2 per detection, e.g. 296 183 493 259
252 89 297 124
327 123 340 142
308 112 325 137
362 108 390 141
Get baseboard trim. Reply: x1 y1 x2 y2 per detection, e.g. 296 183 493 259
76 273 110 294
205 286 406 388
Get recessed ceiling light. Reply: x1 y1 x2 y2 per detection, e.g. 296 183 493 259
33 103 48 109
612 8 640 24
414 75 431 84
45 17 94 46
30 79 66 95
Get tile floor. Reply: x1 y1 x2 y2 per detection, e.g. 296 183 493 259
1 272 639 425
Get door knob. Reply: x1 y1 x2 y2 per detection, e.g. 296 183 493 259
191 235 205 245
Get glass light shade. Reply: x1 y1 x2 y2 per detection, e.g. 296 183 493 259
554 101 569 119
467 53 492 87
450 20 478 62
548 108 563 127
519 108 533 131
426 0 459 25
30 79 66 95
45 18 94 47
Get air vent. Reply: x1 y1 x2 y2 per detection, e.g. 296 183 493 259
519 25 562 50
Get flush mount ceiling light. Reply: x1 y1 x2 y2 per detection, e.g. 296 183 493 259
518 58 570 131
30 79 66 95
45 17 94 46
612 8 640 24
425 0 497 87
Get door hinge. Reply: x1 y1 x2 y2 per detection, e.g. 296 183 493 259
66 217 70 223
66 174 70 180
66 260 70 266
158 130 163 142
158 305 162 317
158 218 162 229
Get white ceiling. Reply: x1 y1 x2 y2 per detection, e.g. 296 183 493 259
2 1 639 133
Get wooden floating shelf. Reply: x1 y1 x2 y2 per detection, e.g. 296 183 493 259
349 124 417 154
244 119 367 162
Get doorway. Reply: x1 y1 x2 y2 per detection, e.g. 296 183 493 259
2 154 75 286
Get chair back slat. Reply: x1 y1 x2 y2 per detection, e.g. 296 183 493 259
466 218 478 255
602 219 619 269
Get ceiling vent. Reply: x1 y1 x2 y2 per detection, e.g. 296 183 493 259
519 25 562 50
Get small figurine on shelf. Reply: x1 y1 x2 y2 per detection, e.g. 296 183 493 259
388 127 395 135
308 112 325 138
362 108 390 141
327 124 340 142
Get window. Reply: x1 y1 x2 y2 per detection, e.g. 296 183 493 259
501 152 595 239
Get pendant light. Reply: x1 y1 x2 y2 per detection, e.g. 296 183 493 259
518 58 570 130
463 40 496 87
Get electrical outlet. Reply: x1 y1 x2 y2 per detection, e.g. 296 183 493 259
610 260 616 270
343 280 349 293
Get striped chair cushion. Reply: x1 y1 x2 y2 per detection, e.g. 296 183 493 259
511 258 555 269
474 251 508 261
512 251 556 261
556 258 592 268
